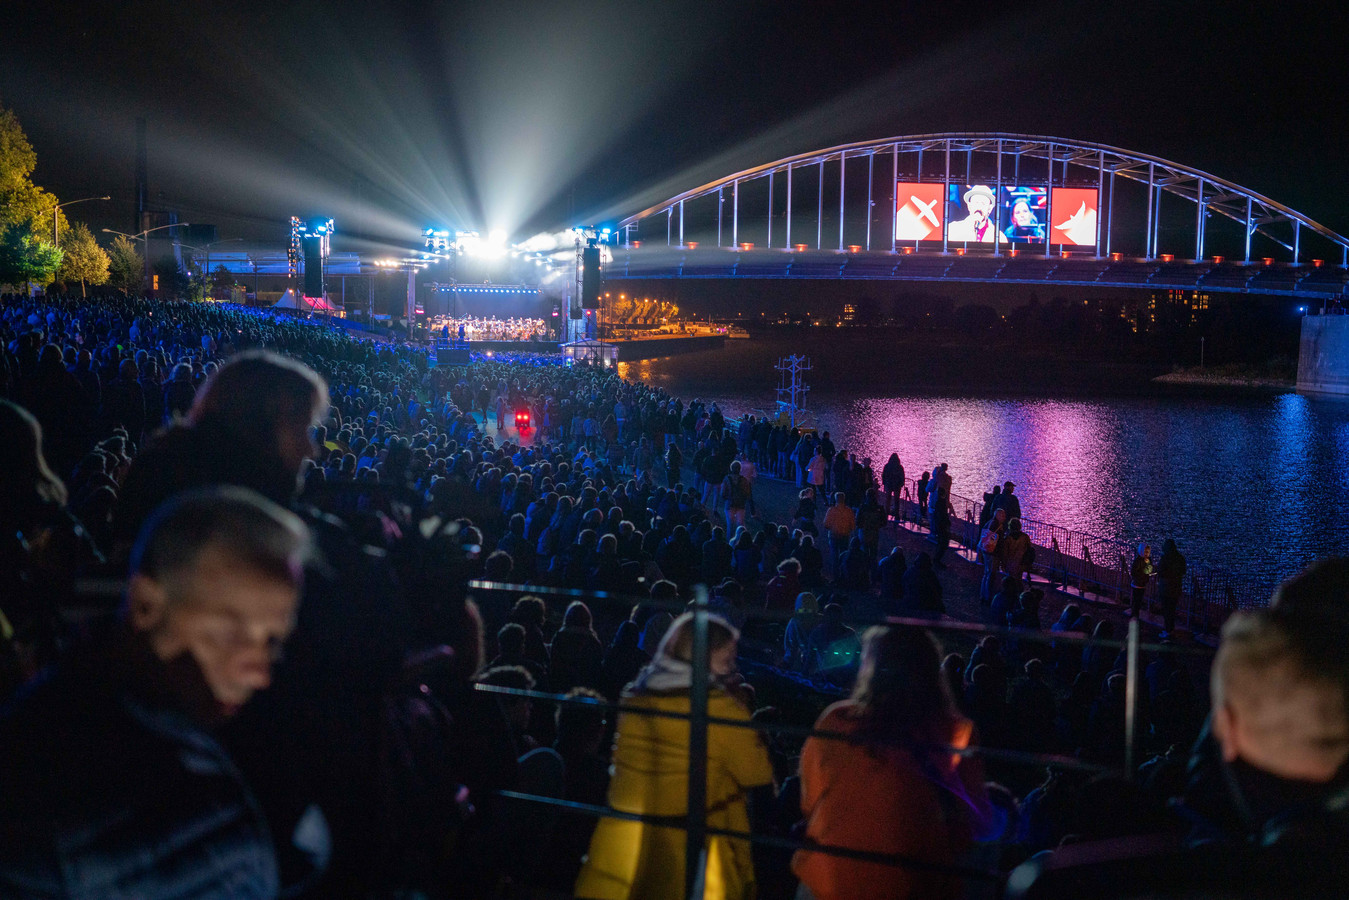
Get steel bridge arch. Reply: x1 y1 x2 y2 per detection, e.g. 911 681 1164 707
616 133 1349 265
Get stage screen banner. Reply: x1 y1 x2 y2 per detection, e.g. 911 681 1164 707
1050 187 1099 246
946 184 1002 244
894 182 945 242
1001 186 1048 243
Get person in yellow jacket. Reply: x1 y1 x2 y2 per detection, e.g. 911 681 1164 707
575 611 773 900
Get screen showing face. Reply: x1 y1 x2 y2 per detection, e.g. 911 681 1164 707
1002 186 1047 243
946 184 1001 244
894 183 945 241
1050 187 1099 246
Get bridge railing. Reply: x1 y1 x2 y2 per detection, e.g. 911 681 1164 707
896 479 1273 635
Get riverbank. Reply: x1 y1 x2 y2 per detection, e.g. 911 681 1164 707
609 333 724 360
1152 364 1294 392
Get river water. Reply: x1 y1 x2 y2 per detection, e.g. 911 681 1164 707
618 333 1349 586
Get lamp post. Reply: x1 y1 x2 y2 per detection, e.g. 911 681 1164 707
50 196 111 246
179 238 244 298
103 222 191 293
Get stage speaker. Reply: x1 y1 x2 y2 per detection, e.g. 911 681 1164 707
580 246 602 309
302 234 324 298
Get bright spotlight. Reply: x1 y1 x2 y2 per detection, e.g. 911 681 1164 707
455 231 483 256
424 227 451 253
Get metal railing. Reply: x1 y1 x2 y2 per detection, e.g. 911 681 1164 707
894 478 1275 636
466 578 1217 900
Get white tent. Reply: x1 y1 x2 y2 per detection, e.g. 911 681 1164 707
272 289 339 313
561 338 618 368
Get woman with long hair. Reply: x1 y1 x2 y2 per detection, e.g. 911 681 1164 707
575 612 773 900
793 625 993 900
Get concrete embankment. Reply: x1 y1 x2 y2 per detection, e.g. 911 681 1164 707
1151 372 1293 391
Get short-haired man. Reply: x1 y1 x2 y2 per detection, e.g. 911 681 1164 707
0 487 310 897
947 184 1003 244
1174 596 1349 851
1210 609 1349 788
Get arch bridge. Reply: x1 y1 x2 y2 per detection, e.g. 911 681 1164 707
607 134 1349 299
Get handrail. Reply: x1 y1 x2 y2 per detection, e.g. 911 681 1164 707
898 477 1273 634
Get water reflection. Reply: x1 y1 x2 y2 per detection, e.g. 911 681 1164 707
620 345 1349 582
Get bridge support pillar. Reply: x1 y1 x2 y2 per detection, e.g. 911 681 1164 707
1297 313 1349 396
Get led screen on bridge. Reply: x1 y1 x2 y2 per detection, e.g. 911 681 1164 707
895 182 1098 247
894 183 946 241
1048 187 1099 246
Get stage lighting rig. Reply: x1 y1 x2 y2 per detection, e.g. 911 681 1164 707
423 228 451 254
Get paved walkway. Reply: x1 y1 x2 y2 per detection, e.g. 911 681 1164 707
472 415 1195 652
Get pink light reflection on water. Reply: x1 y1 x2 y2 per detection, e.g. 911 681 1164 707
832 396 1120 533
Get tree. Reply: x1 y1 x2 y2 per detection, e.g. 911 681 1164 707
0 222 62 290
106 235 144 295
0 103 67 238
954 303 1002 332
56 222 109 297
212 264 236 296
153 254 189 297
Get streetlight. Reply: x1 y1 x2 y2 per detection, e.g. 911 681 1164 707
103 223 191 292
102 222 191 243
50 196 111 246
180 238 244 296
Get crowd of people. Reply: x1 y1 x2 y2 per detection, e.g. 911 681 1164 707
2 290 1347 899
433 314 549 343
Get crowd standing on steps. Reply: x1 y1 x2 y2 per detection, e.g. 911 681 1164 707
1 291 1345 899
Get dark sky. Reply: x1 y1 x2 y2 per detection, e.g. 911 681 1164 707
3 0 1345 253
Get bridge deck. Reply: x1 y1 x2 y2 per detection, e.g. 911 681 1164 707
606 248 1349 298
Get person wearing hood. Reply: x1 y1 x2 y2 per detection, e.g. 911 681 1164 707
575 612 773 900
783 592 822 672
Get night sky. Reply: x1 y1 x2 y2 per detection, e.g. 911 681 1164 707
2 0 1345 255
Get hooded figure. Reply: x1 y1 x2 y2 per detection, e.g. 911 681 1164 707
783 592 822 672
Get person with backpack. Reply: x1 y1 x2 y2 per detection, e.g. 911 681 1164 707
979 508 1008 604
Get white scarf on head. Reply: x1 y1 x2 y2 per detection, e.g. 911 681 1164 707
630 655 693 693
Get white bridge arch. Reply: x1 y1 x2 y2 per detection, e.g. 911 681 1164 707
615 133 1348 269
